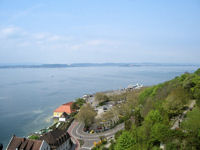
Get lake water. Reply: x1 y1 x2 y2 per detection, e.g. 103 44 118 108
0 65 199 147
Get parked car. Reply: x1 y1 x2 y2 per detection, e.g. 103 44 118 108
103 107 107 110
90 130 94 134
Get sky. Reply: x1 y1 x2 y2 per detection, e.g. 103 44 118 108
0 0 200 64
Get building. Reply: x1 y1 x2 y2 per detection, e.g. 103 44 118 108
59 112 70 122
6 135 50 150
53 102 74 118
40 129 75 150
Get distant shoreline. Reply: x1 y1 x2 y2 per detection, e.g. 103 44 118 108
0 63 198 69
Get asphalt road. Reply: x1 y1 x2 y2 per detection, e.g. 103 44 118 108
68 121 124 150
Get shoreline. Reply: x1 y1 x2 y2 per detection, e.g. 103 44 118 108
27 83 142 140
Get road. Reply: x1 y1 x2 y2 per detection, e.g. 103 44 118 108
68 121 124 150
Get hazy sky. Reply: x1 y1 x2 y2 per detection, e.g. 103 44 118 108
0 0 200 64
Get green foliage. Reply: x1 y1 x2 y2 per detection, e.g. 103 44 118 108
139 84 164 104
95 93 110 105
150 123 170 143
133 107 143 127
163 87 190 118
114 130 123 140
138 87 154 104
124 119 132 130
72 98 85 109
193 88 200 101
29 135 39 140
144 110 163 126
181 107 200 134
197 99 200 107
109 92 127 102
138 69 200 117
114 131 134 150
180 72 200 100
109 140 115 150
110 68 200 150
194 68 200 76
166 142 179 150
76 104 96 126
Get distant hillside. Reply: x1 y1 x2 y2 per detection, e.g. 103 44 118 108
0 63 198 69
0 64 68 68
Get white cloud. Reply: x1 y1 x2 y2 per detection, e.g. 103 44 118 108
70 44 84 50
33 33 48 40
86 40 104 46
0 26 20 38
1 27 18 34
0 26 121 59
17 41 31 47
86 39 116 46
47 35 61 41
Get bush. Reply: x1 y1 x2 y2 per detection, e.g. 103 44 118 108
124 119 132 130
114 130 123 140
163 87 190 118
166 142 179 150
72 98 85 109
139 87 154 104
29 135 39 140
95 93 110 104
114 131 134 150
195 68 200 76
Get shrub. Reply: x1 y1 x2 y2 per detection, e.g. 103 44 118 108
114 131 134 150
29 135 39 140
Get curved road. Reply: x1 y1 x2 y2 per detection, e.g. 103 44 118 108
68 121 124 150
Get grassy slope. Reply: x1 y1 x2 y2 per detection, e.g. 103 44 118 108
99 68 200 150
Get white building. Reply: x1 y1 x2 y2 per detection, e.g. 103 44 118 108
59 112 70 122
40 129 75 150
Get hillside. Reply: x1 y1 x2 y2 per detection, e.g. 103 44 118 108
94 68 200 150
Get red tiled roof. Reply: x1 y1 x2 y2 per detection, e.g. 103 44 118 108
7 136 42 150
54 102 74 114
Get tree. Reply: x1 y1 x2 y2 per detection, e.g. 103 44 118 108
195 68 200 76
133 107 143 127
181 107 200 148
72 98 85 109
76 104 97 127
163 87 190 118
114 131 134 150
144 110 163 126
114 130 123 140
137 110 164 148
95 93 109 105
150 123 170 144
125 119 132 130
182 107 200 132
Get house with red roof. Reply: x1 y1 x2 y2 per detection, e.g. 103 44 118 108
53 102 74 118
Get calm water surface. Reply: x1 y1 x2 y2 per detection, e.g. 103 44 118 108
0 66 199 147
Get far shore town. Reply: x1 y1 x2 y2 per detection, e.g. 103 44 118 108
5 84 143 150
